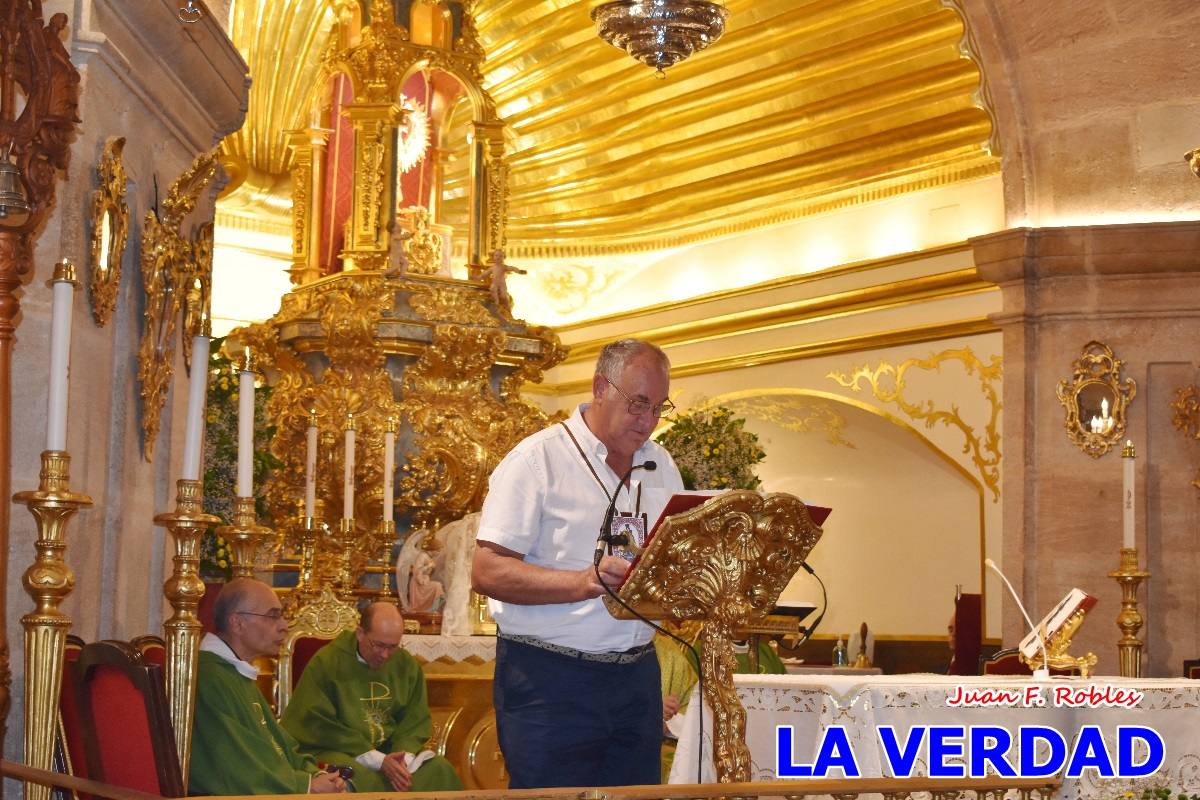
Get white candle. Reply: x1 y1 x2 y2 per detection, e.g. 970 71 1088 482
236 357 255 497
1122 440 1136 549
181 335 211 481
343 415 356 519
304 413 318 520
46 260 77 451
383 419 396 523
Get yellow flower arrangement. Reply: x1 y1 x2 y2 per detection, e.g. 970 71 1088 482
655 405 765 491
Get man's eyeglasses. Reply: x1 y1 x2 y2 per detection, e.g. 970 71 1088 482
365 637 400 652
236 608 285 621
604 376 675 418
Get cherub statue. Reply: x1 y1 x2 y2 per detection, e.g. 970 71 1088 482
479 248 526 312
383 217 412 279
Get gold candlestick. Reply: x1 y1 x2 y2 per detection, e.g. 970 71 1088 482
335 518 358 596
153 478 219 783
375 519 397 599
292 515 326 602
14 451 91 800
217 495 272 577
1108 547 1150 678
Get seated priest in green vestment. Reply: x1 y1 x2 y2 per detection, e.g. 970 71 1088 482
191 578 347 794
280 602 464 793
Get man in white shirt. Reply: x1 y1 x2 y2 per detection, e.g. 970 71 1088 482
472 339 685 788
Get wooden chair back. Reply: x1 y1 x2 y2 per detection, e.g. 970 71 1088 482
72 640 183 797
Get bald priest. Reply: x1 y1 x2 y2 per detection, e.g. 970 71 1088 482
281 602 463 793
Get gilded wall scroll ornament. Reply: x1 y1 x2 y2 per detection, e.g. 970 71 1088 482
138 151 220 459
1169 384 1200 490
828 347 1002 499
1054 341 1136 459
182 221 213 369
87 137 129 326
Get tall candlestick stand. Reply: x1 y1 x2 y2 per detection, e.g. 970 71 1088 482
375 520 397 599
153 478 218 782
218 495 272 577
1108 547 1150 678
14 451 91 800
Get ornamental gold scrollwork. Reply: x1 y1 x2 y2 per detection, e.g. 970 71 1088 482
828 347 1002 500
138 150 220 459
1054 341 1136 459
605 491 824 783
402 206 443 276
1170 384 1200 490
87 137 128 327
396 321 563 529
405 282 495 326
182 221 213 369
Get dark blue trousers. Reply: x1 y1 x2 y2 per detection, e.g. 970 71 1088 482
493 636 663 788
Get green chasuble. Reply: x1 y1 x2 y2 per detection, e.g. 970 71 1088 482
280 631 463 793
190 650 318 795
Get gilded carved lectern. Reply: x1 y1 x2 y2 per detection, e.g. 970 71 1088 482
603 490 827 783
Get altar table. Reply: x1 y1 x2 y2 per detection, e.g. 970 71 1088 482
669 673 1200 798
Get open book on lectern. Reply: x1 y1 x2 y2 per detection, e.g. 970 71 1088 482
617 490 832 590
1019 587 1098 660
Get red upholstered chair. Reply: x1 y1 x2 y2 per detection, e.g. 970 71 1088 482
1185 659 1200 679
72 640 184 797
276 587 360 713
54 635 88 800
130 634 166 668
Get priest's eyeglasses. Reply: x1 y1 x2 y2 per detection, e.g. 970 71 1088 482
365 638 400 652
604 376 675 418
236 608 285 621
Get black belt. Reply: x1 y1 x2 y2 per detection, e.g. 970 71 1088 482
500 632 655 664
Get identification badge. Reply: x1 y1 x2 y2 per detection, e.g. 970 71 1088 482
609 513 648 561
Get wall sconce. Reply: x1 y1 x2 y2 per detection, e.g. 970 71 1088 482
1170 385 1200 490
1055 341 1137 458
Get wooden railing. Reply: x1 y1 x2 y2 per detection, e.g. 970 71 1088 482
1 760 1059 800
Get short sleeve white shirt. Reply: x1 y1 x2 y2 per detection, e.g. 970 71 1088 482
477 404 685 653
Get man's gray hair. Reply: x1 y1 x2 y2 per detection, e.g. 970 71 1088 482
595 339 670 381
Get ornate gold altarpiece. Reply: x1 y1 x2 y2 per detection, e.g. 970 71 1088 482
206 4 562 786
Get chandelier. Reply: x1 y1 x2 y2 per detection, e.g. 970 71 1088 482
591 0 730 77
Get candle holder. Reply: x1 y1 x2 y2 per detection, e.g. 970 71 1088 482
291 515 326 602
375 519 397 599
153 478 219 782
334 518 359 596
217 496 273 577
1108 547 1150 678
14 451 92 800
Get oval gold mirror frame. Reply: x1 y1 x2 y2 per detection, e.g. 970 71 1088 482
88 137 129 326
1056 341 1137 458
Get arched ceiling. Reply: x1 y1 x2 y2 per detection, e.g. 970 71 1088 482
219 0 998 259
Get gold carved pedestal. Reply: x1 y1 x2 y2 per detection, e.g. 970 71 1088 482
605 490 825 783
1108 547 1150 678
14 451 92 800
1017 611 1098 678
153 478 219 782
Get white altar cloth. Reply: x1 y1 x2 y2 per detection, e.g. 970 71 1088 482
669 673 1200 798
403 633 496 664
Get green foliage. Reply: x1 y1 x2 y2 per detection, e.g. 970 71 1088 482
199 336 282 580
654 405 766 491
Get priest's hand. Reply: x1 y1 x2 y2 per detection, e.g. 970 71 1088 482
308 771 346 793
381 752 413 792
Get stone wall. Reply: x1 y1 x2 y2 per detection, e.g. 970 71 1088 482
974 222 1200 676
3 0 246 762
